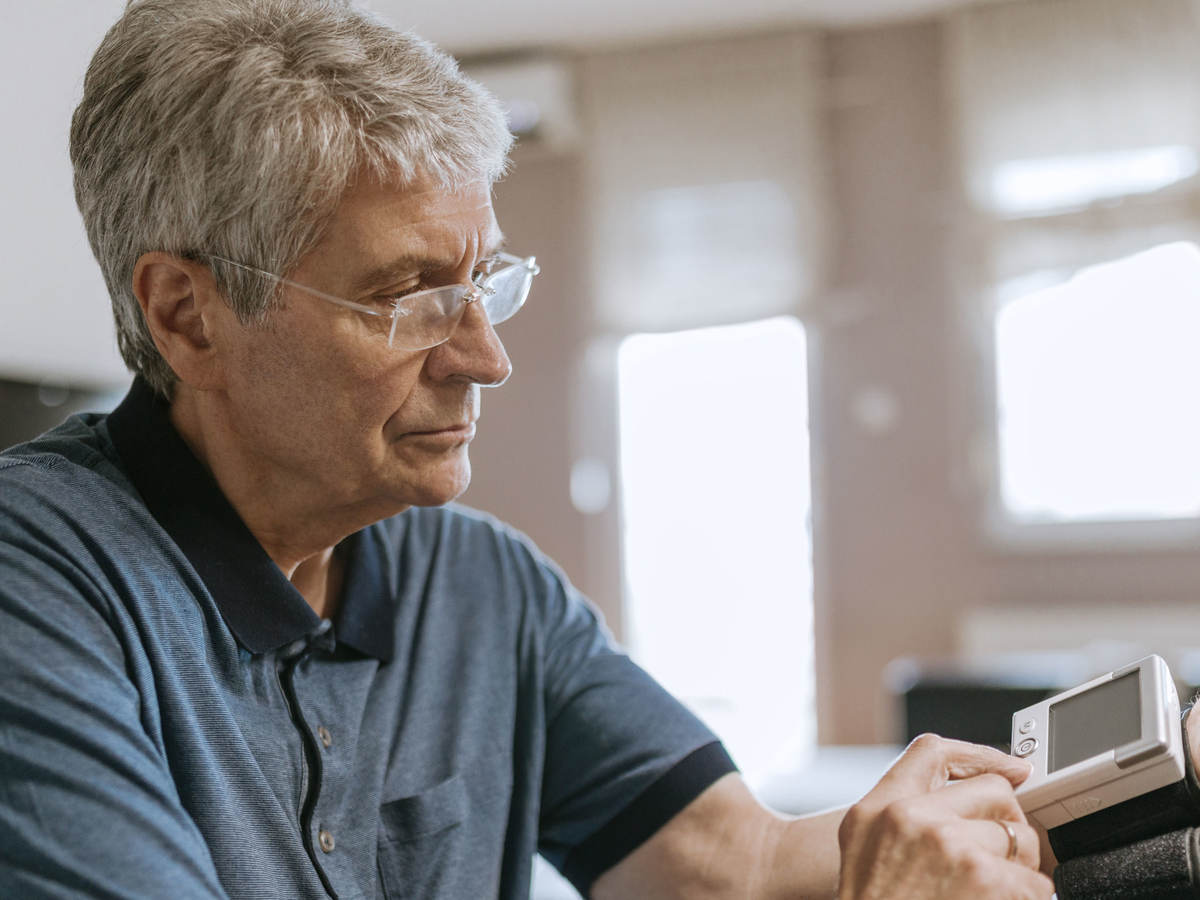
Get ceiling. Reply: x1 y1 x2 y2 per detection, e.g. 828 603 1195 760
370 0 1015 56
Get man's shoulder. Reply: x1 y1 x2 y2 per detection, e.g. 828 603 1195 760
2 411 123 472
0 414 160 632
389 500 507 530
384 502 554 569
375 503 583 620
0 413 138 528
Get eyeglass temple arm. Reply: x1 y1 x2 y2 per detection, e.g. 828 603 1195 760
207 255 389 318
208 253 537 314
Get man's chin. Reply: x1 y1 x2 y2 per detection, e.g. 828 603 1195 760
393 461 472 508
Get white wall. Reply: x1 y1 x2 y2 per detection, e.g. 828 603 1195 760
0 3 127 387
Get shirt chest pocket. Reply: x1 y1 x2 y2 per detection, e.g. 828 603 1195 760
376 773 469 900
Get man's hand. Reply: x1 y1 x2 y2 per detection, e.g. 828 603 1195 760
837 734 1054 899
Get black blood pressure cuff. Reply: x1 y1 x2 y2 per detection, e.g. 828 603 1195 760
1053 827 1200 900
1050 706 1200 863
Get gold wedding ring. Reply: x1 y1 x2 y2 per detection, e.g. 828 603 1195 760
998 819 1019 861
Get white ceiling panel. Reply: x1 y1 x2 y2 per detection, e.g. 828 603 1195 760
367 0 1015 55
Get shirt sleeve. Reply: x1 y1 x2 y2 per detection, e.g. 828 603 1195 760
0 465 229 899
522 534 738 895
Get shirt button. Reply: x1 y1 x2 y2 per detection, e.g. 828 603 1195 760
317 726 332 748
318 828 335 853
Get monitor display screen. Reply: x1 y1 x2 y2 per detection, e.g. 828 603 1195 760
1048 671 1141 774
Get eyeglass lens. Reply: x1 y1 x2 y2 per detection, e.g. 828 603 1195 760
388 261 534 348
389 287 465 348
481 264 534 325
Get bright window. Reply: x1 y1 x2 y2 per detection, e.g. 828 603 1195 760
989 146 1199 217
995 241 1200 524
617 317 815 783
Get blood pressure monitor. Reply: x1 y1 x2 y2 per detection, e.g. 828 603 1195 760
1010 655 1199 859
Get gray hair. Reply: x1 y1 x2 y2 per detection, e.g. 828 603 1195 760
71 0 513 397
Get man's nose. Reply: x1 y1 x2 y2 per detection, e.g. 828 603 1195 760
426 299 512 387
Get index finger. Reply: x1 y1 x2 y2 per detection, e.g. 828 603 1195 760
868 734 1033 806
930 773 1027 824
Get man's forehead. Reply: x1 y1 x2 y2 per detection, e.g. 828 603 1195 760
339 176 495 224
314 178 502 274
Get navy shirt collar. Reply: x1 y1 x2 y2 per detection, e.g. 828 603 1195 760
107 377 394 661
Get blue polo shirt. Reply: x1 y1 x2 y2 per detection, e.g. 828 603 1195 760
0 378 734 899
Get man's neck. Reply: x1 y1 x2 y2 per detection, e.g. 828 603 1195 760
288 545 346 620
166 385 378 617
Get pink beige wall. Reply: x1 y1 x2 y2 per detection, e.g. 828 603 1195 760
463 18 1200 746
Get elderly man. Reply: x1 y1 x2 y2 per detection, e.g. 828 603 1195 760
0 1 1052 898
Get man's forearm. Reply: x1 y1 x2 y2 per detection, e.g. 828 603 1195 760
592 774 845 900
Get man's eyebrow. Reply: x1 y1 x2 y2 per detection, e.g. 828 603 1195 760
348 256 441 294
348 238 508 294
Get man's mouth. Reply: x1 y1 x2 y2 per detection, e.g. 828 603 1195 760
404 422 477 439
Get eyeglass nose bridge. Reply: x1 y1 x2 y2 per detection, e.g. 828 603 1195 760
462 282 497 306
408 282 498 350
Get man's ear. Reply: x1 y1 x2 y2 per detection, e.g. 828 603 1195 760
131 252 225 389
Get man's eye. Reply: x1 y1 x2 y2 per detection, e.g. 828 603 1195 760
376 284 422 305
